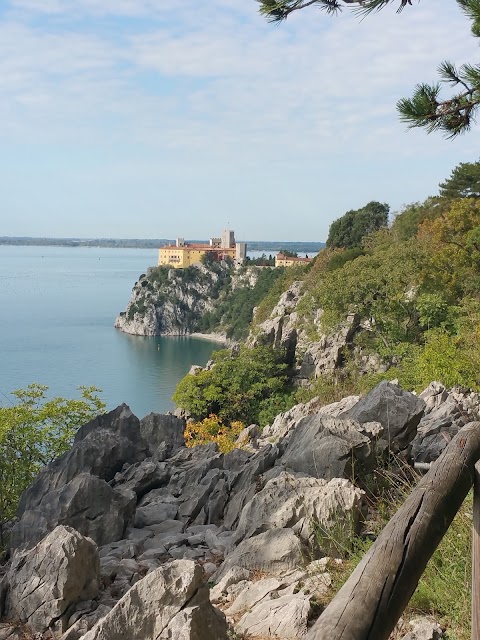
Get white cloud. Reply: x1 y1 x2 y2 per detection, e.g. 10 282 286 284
1 0 479 238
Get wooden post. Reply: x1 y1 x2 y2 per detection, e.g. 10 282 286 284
306 422 480 640
472 461 480 640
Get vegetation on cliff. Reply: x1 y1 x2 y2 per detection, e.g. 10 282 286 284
173 159 480 428
173 345 291 427
117 260 286 340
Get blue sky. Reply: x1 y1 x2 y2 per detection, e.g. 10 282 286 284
1 0 479 242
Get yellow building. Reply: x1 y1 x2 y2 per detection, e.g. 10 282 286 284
275 252 313 268
158 230 247 268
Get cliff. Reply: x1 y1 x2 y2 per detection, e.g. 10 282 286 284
114 261 283 340
114 263 227 336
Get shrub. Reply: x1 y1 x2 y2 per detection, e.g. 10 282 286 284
184 414 244 453
173 345 290 426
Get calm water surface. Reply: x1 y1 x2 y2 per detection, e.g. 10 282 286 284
0 246 220 417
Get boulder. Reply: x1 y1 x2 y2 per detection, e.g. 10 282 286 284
110 459 170 499
3 526 99 634
344 381 425 453
139 413 185 458
0 624 25 640
236 591 311 639
14 406 146 549
11 473 135 550
280 415 381 480
419 382 450 414
260 395 360 446
74 404 144 447
223 444 283 531
233 473 364 546
158 588 229 639
412 387 471 462
215 529 304 581
81 560 223 640
61 605 112 640
16 428 143 521
400 616 444 640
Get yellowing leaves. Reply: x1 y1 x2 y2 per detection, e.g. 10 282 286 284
419 198 480 296
184 414 245 453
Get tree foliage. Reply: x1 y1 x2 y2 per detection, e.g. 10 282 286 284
257 0 480 137
184 414 245 453
418 197 480 296
0 384 105 542
172 345 291 426
390 198 448 241
198 266 285 339
326 201 389 249
439 159 480 198
317 237 427 347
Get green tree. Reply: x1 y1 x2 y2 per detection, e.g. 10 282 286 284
390 198 448 241
439 159 480 198
0 384 105 544
257 0 480 137
419 197 480 296
172 345 291 426
316 236 428 349
326 201 389 249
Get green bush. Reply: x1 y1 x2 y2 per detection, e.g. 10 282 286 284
0 384 105 545
173 345 290 426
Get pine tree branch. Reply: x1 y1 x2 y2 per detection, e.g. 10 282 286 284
256 0 411 22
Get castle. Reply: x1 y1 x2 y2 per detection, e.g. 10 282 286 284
158 229 246 269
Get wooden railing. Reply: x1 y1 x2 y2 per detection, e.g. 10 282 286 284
306 421 480 640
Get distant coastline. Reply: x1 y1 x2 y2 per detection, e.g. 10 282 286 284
0 237 325 252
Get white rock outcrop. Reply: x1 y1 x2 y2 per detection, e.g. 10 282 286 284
3 526 99 634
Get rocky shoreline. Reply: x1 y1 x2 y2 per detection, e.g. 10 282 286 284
1 380 475 639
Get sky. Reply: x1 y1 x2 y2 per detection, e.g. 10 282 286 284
1 0 479 242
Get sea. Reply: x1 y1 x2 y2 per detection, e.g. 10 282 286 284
0 246 221 418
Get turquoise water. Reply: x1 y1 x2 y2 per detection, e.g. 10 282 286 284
0 246 220 418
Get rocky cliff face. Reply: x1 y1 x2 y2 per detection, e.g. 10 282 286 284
114 263 259 337
1 381 474 639
248 280 367 380
114 264 224 336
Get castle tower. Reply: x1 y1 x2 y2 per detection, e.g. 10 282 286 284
221 229 235 249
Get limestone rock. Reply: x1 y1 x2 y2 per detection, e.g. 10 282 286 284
419 382 450 414
111 459 170 498
81 560 211 640
215 529 304 581
236 591 311 639
13 404 146 550
223 444 282 531
280 415 381 480
74 404 145 449
248 281 303 364
11 473 135 550
0 624 25 640
210 566 251 603
158 588 229 639
139 413 185 458
299 314 359 378
412 384 473 462
234 472 364 546
401 616 444 640
61 604 112 640
344 381 425 453
4 526 99 634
